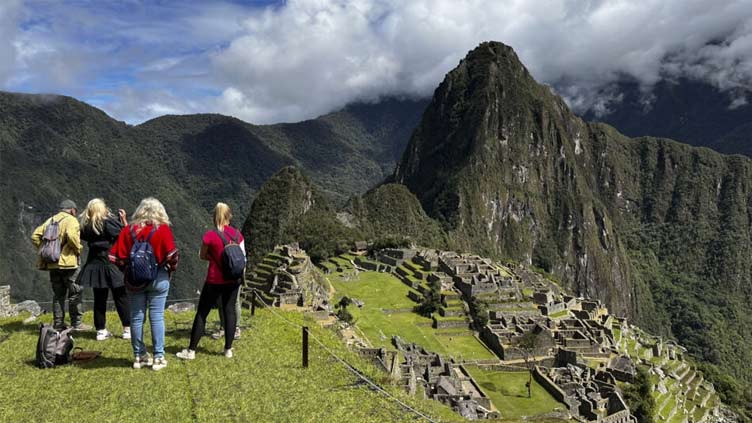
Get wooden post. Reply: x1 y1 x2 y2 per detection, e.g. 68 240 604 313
251 290 256 316
302 326 309 368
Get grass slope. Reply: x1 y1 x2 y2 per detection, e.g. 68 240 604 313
329 270 495 361
464 366 566 420
0 310 461 423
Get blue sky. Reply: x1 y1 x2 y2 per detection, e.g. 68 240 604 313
2 0 751 124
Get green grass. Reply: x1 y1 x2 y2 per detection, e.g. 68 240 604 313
331 272 495 361
547 310 570 319
464 366 567 420
0 310 461 423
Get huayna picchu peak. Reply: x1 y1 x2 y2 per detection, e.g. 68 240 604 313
394 41 752 418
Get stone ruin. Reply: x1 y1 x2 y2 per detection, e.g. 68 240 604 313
0 286 42 320
0 286 16 318
533 363 635 423
345 248 721 422
243 243 330 311
392 336 500 420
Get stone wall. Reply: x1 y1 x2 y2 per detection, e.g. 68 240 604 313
0 286 17 318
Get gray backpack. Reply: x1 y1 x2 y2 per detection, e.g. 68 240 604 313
39 217 63 263
35 324 74 369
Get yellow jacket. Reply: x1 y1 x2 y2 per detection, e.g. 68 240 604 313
31 211 82 270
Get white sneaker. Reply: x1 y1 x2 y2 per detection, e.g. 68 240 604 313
96 329 112 341
152 357 168 371
224 348 233 358
133 353 153 369
176 349 196 360
122 327 131 340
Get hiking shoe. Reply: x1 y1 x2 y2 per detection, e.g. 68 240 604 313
152 357 168 371
72 323 93 331
96 329 112 341
224 348 233 358
133 353 153 369
234 327 241 340
122 327 131 340
176 349 196 360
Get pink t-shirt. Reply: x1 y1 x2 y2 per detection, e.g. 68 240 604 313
202 226 245 284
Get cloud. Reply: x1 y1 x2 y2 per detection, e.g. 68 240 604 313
212 0 752 122
0 0 22 86
4 0 752 123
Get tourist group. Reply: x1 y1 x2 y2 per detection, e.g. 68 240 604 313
31 198 246 370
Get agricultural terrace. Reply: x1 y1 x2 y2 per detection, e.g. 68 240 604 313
327 263 495 361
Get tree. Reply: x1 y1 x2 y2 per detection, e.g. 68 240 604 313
414 279 441 317
514 330 543 398
621 366 656 423
336 296 354 324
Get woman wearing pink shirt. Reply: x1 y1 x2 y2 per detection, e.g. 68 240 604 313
177 203 245 360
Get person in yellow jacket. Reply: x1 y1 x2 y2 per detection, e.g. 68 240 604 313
31 199 89 330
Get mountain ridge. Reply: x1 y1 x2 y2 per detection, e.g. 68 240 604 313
393 41 752 416
0 90 427 303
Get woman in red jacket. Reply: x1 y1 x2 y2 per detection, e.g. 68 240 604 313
177 202 245 360
110 197 179 371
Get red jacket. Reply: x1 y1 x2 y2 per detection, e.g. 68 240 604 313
109 223 179 273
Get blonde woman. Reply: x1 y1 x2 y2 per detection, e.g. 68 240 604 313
78 199 130 340
110 197 179 371
177 202 245 361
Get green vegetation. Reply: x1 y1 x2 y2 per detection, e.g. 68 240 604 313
0 310 460 423
391 41 752 417
414 277 441 317
622 367 656 423
464 366 566 420
329 270 494 360
349 184 447 249
0 92 427 303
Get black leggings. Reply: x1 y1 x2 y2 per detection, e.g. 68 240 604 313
189 283 240 350
93 286 130 330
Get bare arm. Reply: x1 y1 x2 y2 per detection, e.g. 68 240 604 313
118 209 128 226
199 243 210 261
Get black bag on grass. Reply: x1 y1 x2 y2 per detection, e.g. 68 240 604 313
35 324 74 369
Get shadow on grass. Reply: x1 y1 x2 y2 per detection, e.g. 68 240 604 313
23 355 134 369
0 320 41 336
74 356 134 369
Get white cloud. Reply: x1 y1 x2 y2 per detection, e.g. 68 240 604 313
94 87 203 124
0 0 22 86
211 0 752 123
4 0 752 123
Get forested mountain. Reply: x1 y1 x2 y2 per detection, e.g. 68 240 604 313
0 92 427 303
583 77 752 157
394 42 752 414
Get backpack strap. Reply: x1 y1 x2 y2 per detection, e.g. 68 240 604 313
214 228 230 246
131 225 157 242
144 227 157 242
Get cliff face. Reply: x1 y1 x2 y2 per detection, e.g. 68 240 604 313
394 42 752 389
395 42 633 315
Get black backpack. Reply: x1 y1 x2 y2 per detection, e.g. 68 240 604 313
35 324 74 369
127 226 159 288
215 229 246 281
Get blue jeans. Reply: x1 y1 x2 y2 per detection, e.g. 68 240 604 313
129 271 169 358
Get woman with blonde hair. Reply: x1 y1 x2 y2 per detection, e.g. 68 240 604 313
177 202 245 361
77 198 130 341
110 197 179 371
